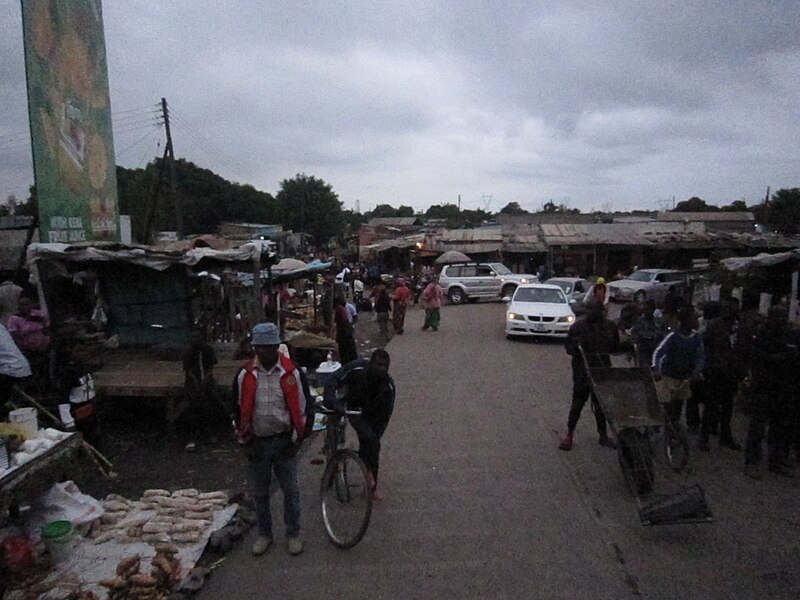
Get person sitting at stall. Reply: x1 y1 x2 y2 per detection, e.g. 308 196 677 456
59 342 101 448
6 293 51 388
0 323 31 420
180 330 221 451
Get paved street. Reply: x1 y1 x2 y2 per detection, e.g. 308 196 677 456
200 302 800 599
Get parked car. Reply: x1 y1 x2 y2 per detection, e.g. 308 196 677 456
606 269 688 303
545 277 590 314
438 262 537 305
503 283 576 339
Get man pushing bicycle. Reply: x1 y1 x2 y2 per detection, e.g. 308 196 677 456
324 349 395 501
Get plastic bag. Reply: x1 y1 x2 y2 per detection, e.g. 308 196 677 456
0 534 35 573
39 480 105 525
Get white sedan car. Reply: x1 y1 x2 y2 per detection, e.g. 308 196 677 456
504 283 576 339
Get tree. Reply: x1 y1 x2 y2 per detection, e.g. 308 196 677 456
397 205 415 217
276 173 343 246
720 200 748 212
540 201 579 214
758 188 800 234
499 202 529 215
117 160 280 241
672 197 718 212
370 204 399 218
425 203 461 221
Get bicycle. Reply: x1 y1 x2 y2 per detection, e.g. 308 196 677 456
315 400 373 548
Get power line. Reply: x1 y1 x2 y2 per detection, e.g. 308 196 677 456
166 104 257 181
167 111 252 178
115 124 162 158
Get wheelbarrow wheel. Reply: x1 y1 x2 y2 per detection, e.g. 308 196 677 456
617 428 654 496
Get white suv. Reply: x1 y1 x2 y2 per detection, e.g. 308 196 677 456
438 262 537 305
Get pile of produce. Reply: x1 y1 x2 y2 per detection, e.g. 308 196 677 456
90 489 228 546
98 545 181 600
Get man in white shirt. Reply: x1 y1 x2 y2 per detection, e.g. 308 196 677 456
235 323 312 557
0 323 31 419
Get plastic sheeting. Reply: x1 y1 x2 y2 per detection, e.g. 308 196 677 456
720 249 800 271
26 242 264 271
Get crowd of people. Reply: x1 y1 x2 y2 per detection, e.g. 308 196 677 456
558 291 800 481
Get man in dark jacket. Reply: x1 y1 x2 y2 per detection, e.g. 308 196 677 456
744 306 797 479
699 300 742 451
558 300 620 451
324 349 395 500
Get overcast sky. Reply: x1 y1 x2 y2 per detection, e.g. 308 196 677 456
1 0 799 214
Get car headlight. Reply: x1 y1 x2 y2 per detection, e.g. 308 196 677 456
559 315 575 323
507 313 525 321
519 278 528 284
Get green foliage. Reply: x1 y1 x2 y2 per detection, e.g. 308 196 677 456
425 203 461 220
720 200 748 212
0 188 37 217
499 201 529 215
397 205 415 217
756 188 800 234
672 197 718 212
276 173 343 246
541 201 580 214
371 204 399 218
423 204 489 227
117 159 279 241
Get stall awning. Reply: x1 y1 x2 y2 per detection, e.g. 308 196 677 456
26 242 263 271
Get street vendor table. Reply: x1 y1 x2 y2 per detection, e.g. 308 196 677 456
0 432 83 519
93 357 242 424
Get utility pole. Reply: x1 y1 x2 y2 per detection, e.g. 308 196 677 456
458 194 461 211
161 98 183 238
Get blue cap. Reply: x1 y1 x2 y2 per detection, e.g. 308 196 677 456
251 322 281 346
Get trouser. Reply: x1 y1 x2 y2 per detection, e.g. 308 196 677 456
376 311 390 338
392 304 407 333
247 432 300 538
567 382 608 438
422 308 440 331
349 404 394 485
745 392 791 468
702 376 738 442
337 334 358 365
686 378 704 431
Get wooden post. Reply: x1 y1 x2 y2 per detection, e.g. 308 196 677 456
252 254 262 327
790 271 798 322
161 98 183 238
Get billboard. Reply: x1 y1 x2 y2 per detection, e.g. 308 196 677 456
21 0 120 243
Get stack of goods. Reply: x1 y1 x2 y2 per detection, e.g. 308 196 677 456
90 489 229 546
98 545 181 600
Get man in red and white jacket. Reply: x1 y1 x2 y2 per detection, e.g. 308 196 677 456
235 322 312 557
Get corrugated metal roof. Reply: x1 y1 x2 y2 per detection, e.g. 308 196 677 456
362 234 424 252
440 227 503 242
540 222 712 246
441 242 502 254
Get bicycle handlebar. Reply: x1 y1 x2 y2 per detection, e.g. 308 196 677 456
314 397 362 416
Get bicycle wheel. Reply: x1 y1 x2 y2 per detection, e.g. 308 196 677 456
320 449 372 548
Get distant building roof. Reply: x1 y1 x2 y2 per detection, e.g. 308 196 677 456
495 213 602 226
657 212 754 222
366 217 422 227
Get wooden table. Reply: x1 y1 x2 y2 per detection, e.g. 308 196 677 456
0 433 84 519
